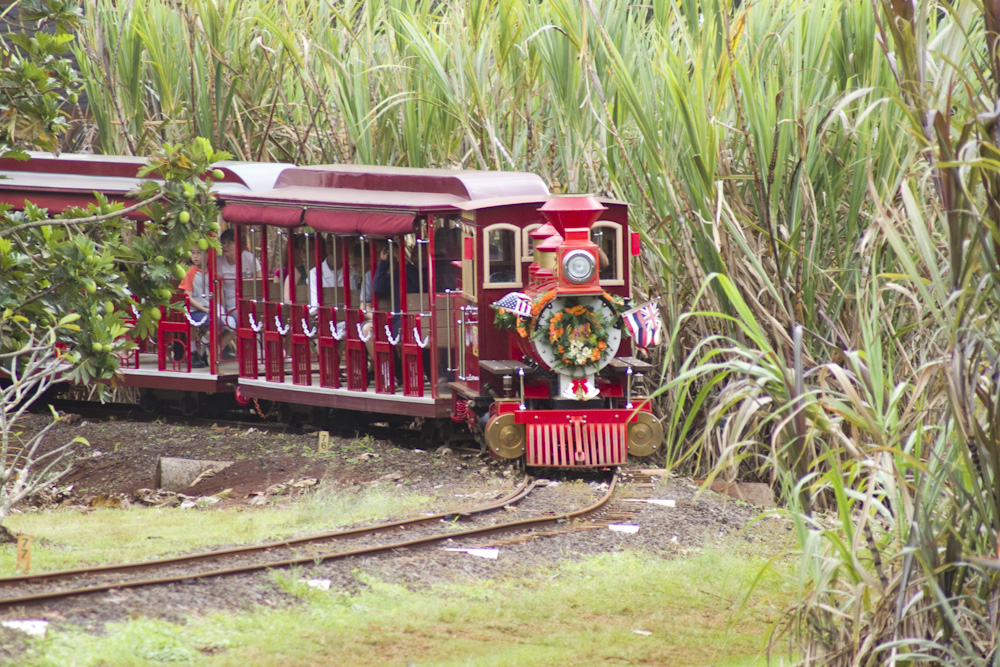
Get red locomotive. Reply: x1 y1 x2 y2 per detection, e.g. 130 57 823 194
0 154 664 467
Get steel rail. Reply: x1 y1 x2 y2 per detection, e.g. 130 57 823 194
0 473 617 607
0 478 534 589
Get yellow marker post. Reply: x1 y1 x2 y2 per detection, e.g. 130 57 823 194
15 535 32 574
317 431 330 453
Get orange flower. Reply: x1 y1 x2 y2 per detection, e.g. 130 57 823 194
597 340 607 351
532 291 556 317
558 346 565 352
552 312 563 322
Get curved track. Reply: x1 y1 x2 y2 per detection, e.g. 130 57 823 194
0 473 618 607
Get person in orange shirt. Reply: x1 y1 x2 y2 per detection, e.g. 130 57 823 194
178 247 202 294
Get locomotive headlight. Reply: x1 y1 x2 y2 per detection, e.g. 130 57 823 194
562 249 596 284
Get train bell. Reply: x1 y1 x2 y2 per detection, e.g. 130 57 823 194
558 373 600 401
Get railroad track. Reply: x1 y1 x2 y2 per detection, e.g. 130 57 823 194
476 469 660 547
0 472 619 608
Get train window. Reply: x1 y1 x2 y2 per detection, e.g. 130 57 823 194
369 234 425 312
521 223 541 261
483 223 521 288
301 234 364 308
227 225 265 305
592 221 623 285
271 231 312 303
461 221 477 300
433 220 462 293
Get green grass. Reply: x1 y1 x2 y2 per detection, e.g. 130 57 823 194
0 484 437 573
22 548 793 666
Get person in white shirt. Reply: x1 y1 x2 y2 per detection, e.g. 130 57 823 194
308 237 361 315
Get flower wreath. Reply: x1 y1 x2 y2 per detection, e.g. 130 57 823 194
535 297 611 368
493 291 628 369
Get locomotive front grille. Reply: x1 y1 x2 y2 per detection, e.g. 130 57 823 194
526 421 627 467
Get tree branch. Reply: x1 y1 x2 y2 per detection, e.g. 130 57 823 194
0 193 164 239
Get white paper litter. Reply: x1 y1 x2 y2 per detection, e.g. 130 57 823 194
443 548 500 559
633 629 653 636
623 498 676 507
2 620 48 637
608 524 640 534
303 578 331 591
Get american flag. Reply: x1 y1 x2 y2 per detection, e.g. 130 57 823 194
491 292 533 318
622 302 663 350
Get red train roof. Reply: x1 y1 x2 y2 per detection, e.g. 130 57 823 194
218 164 550 235
0 152 290 218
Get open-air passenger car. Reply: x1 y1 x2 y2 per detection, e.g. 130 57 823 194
0 152 289 409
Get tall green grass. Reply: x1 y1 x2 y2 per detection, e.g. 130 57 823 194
67 0 1000 660
72 0 904 431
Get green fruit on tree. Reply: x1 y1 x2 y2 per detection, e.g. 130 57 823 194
197 238 209 251
212 169 225 180
179 211 191 224
104 300 114 315
208 221 220 232
155 255 164 264
102 343 113 353
92 342 103 354
84 281 97 294
150 308 162 322
68 92 78 104
173 264 187 280
157 288 173 301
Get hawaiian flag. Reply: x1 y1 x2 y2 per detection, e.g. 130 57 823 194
622 302 663 351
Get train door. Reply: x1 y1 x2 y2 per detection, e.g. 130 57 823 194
458 215 479 391
431 217 462 395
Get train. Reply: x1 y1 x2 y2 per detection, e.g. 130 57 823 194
0 153 664 468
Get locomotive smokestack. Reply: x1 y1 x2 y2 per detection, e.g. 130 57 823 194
539 196 605 294
538 196 606 236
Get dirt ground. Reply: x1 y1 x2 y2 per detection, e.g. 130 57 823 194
0 408 788 659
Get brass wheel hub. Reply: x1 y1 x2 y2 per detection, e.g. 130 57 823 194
627 411 663 457
486 413 526 459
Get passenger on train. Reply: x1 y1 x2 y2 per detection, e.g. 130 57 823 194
373 240 436 383
591 228 612 277
373 241 425 326
273 241 308 301
218 228 261 359
182 248 210 368
179 247 201 296
433 226 460 292
308 236 362 314
313 241 375 367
